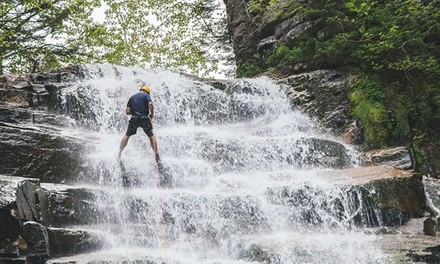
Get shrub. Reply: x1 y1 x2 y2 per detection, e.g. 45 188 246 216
349 78 390 148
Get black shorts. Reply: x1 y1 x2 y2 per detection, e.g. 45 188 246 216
126 116 154 137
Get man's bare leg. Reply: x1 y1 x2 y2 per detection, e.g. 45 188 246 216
148 135 159 162
119 135 130 157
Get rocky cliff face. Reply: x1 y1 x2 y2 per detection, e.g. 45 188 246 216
223 0 314 71
223 1 357 140
0 66 108 262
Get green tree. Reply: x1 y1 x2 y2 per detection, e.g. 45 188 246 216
0 0 98 74
1 0 229 76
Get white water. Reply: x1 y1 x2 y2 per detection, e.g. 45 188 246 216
52 64 388 263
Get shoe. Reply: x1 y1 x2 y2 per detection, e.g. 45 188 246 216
155 153 161 162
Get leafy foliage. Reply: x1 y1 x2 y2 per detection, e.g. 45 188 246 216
0 0 99 73
349 78 390 148
1 0 229 76
245 0 440 152
236 54 263 78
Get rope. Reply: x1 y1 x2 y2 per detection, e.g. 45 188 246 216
153 135 170 264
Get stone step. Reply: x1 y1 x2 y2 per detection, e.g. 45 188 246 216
11 165 426 230
2 165 430 262
21 221 105 259
15 179 120 227
318 165 425 226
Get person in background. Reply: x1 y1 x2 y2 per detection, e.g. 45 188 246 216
119 85 160 162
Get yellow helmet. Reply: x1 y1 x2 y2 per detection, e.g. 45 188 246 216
140 85 151 94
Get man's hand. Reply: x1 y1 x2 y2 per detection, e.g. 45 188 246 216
125 107 132 115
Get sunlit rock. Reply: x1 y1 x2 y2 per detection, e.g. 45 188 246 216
378 234 440 263
321 165 425 226
364 146 414 170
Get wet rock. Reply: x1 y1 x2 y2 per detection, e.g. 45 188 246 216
237 234 386 263
424 217 437 237
45 252 164 264
0 122 90 183
157 160 173 188
274 18 301 39
21 221 49 256
46 227 104 256
374 226 401 235
16 180 50 223
123 193 270 244
30 66 83 84
364 146 414 170
0 175 29 257
423 176 440 216
16 180 116 227
341 120 363 144
19 221 105 258
0 175 31 208
266 184 379 227
238 243 277 262
0 208 21 253
257 36 277 51
200 136 352 172
296 137 352 168
285 22 311 44
319 166 425 226
396 216 436 237
368 172 426 226
277 70 352 136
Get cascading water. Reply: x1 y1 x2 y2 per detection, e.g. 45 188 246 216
49 64 389 263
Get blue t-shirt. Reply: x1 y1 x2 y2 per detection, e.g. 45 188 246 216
127 92 152 118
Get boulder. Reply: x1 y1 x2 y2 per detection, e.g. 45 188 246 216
364 146 414 170
0 175 28 256
20 221 105 258
318 165 425 226
46 227 105 256
16 180 116 227
21 221 49 256
423 217 437 237
423 176 440 216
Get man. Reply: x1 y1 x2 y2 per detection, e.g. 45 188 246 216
119 85 160 162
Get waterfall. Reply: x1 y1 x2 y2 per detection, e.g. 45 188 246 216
49 64 387 263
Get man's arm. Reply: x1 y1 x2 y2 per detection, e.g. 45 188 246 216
126 107 132 115
148 102 154 119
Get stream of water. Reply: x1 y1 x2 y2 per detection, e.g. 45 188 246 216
50 64 388 263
